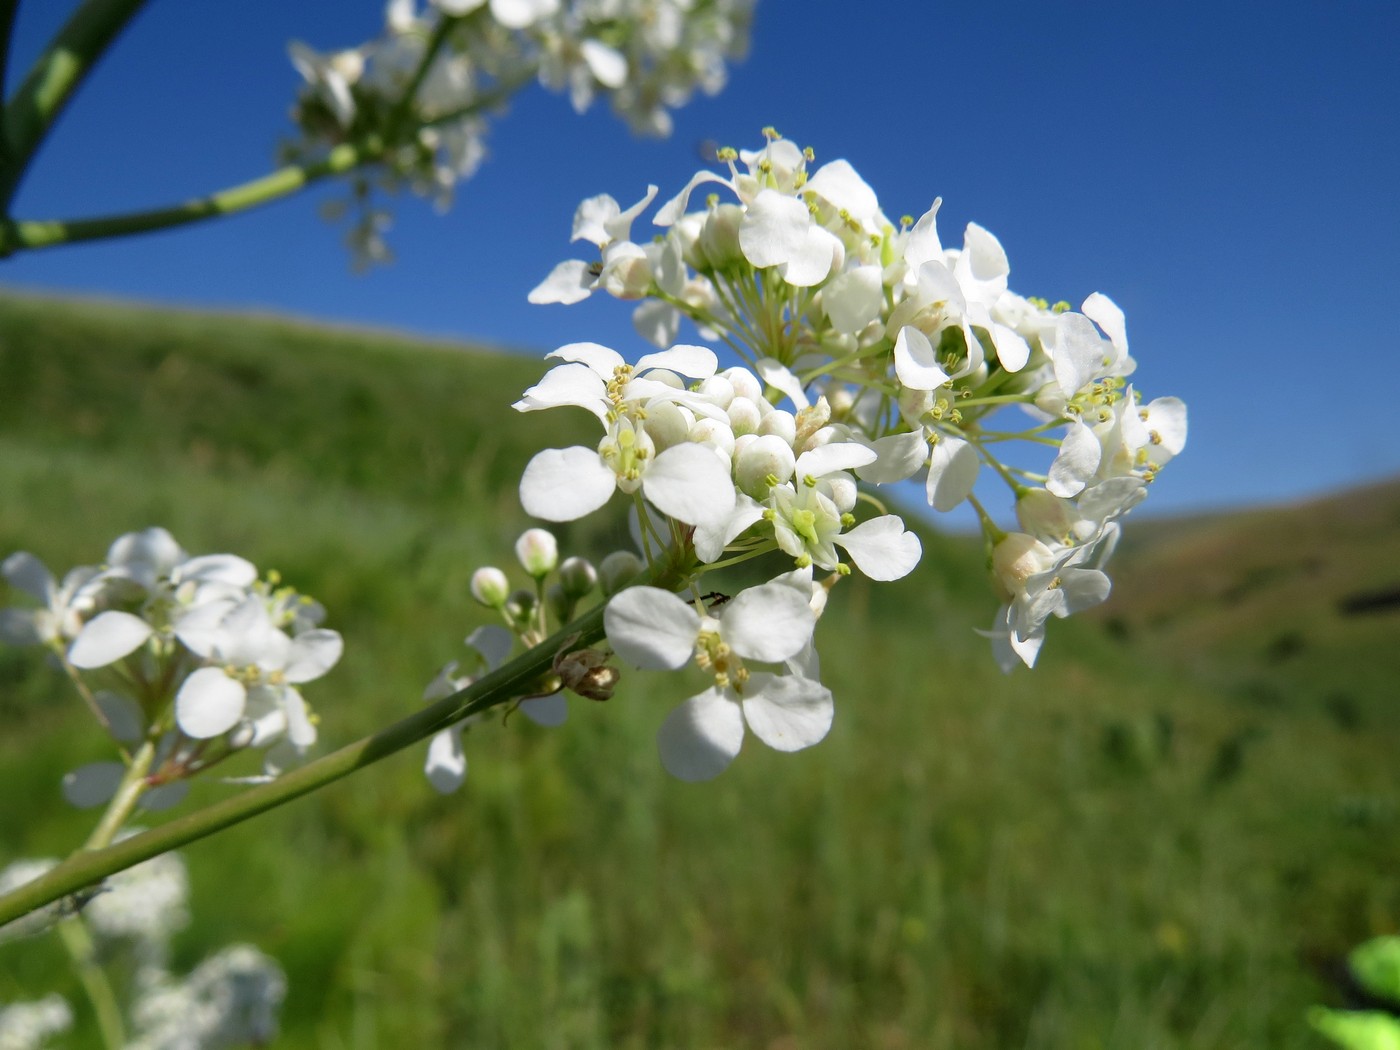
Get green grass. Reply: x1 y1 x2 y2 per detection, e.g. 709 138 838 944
1 290 1397 1047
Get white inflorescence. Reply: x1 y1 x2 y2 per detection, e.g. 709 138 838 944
285 0 756 265
500 130 1188 778
0 527 344 804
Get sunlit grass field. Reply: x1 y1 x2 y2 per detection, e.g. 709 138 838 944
1 291 1396 1048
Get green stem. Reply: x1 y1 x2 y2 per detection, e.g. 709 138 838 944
0 0 151 208
57 917 125 1050
84 737 156 850
0 137 384 255
0 556 689 929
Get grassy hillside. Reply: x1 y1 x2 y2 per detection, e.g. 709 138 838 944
0 291 1397 1048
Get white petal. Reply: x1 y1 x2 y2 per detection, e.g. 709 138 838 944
175 667 247 739
520 694 568 727
138 781 190 811
780 225 842 287
425 727 467 793
988 322 1031 372
804 159 880 227
654 170 731 226
2 552 54 601
513 362 608 423
823 265 883 334
527 260 595 305
62 762 125 808
739 189 811 269
925 437 980 512
657 689 745 781
282 629 343 683
604 587 699 670
579 38 627 89
68 612 152 669
854 431 927 484
635 343 717 380
722 583 815 663
693 496 766 563
794 442 876 479
893 327 949 391
741 673 834 753
571 192 621 247
1082 292 1127 354
95 690 144 744
836 516 922 581
956 222 1010 295
1046 421 1102 498
176 554 257 588
466 625 513 669
280 686 317 747
1052 313 1106 397
903 198 944 269
519 447 616 521
489 0 558 30
754 357 810 408
1144 397 1189 456
632 299 679 349
641 443 736 527
544 341 624 376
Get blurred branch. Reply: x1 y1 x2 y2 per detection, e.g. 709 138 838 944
0 69 532 256
0 0 21 135
0 0 151 209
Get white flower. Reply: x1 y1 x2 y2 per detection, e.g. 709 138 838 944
0 994 72 1050
605 582 831 780
174 596 342 749
0 552 103 646
128 945 286 1050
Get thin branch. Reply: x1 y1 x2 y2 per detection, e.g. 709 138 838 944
0 0 23 131
0 136 383 255
0 554 689 929
0 0 151 208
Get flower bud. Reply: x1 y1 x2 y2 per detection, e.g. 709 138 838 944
990 533 1055 602
546 582 573 625
727 396 763 435
722 366 764 403
557 556 597 599
1015 488 1076 543
470 567 510 608
504 588 538 626
736 435 795 499
690 418 735 456
697 375 735 409
757 409 797 446
699 203 745 270
598 551 644 596
515 529 558 579
643 400 692 452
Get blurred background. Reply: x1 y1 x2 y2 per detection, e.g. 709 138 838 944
1 1 1398 1046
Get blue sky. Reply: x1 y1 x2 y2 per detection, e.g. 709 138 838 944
2 0 1398 520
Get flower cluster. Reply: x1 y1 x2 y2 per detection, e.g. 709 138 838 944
528 129 1187 674
285 0 754 264
0 851 285 1050
0 527 343 805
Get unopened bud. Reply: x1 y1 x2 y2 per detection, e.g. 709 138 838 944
558 556 597 599
470 567 510 608
515 529 558 579
990 533 1055 601
699 203 745 270
598 551 644 596
504 588 538 626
